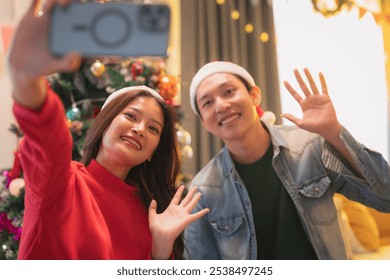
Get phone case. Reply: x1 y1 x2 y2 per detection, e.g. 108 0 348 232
48 2 170 57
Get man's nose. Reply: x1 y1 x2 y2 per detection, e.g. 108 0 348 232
215 97 230 113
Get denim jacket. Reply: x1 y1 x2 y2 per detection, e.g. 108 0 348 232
184 123 390 260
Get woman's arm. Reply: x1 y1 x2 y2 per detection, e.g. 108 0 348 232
8 0 81 206
7 0 80 110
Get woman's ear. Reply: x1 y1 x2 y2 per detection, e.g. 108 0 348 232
250 85 262 106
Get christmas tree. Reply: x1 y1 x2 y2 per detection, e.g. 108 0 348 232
0 125 24 260
47 58 193 173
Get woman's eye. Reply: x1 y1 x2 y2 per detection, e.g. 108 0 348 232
125 112 136 120
149 126 160 134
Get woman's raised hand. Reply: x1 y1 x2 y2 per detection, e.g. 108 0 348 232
148 185 209 259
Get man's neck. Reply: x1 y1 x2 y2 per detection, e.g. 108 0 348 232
226 122 271 164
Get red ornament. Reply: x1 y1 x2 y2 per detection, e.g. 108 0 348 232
256 105 264 118
131 62 144 80
8 150 22 181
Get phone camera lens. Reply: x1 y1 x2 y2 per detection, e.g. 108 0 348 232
90 9 132 48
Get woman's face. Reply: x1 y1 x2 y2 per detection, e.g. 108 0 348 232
96 96 164 177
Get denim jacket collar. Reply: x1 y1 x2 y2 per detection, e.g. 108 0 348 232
221 121 315 178
264 121 317 155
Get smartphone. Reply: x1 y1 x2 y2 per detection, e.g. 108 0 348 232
48 2 170 57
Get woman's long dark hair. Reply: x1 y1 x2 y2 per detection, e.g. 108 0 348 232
81 90 184 259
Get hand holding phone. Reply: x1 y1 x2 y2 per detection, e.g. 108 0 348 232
49 2 170 57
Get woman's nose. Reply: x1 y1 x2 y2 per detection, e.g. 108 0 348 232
131 124 145 137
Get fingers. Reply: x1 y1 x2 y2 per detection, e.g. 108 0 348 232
293 69 312 98
44 52 81 76
58 52 82 72
281 113 301 127
284 80 303 103
148 199 157 215
180 186 198 207
170 185 205 216
319 72 329 95
170 185 185 205
176 186 203 213
180 186 204 212
285 68 327 100
30 0 41 12
26 0 46 19
37 0 72 17
35 0 53 16
303 68 320 95
185 192 202 212
29 0 73 20
188 208 209 223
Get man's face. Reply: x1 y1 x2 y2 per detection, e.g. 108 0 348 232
196 73 259 141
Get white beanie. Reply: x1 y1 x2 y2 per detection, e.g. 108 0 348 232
189 61 255 116
101 85 163 110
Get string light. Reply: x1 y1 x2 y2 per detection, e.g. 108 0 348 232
231 10 240 20
220 3 268 42
245 23 254 33
260 32 269 43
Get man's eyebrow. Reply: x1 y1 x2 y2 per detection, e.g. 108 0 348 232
197 81 234 103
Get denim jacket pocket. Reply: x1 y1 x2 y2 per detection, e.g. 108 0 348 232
210 216 250 259
210 216 243 235
299 176 331 198
298 176 337 225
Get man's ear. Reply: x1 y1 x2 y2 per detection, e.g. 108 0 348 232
250 85 261 106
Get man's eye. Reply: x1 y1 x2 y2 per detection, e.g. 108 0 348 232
226 88 235 95
202 100 212 108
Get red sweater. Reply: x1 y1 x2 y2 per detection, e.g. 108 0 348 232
14 88 152 259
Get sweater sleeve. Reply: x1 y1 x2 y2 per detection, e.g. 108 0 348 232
13 86 73 211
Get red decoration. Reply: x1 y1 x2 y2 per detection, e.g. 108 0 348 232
256 105 264 118
8 151 22 181
131 61 144 80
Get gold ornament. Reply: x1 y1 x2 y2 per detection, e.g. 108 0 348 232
311 0 350 17
158 75 178 102
90 60 106 77
181 145 193 159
